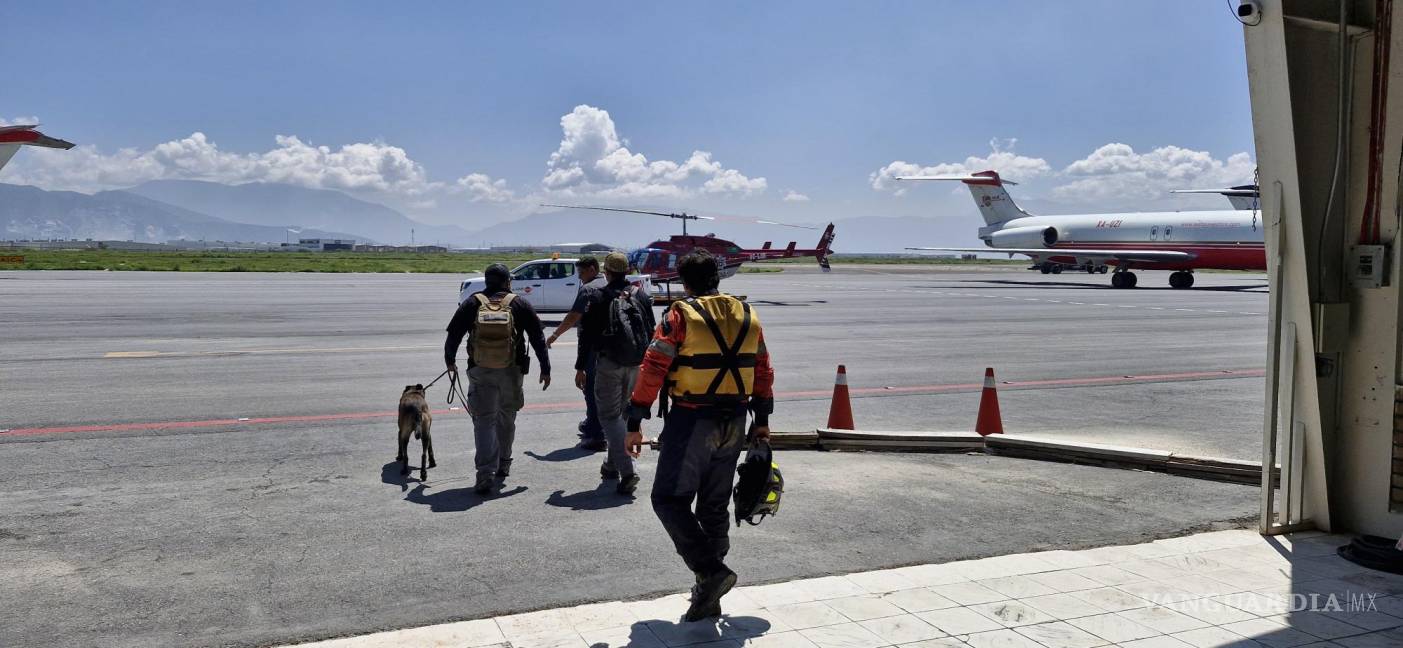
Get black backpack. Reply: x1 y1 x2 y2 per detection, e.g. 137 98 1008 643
601 285 652 364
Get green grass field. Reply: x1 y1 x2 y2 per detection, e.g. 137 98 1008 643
0 249 1025 273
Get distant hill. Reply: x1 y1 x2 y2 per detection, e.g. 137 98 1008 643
0 184 356 243
128 180 474 246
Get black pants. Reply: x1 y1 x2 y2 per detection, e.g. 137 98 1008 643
650 404 748 576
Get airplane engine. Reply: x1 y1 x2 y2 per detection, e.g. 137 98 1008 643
989 225 1059 248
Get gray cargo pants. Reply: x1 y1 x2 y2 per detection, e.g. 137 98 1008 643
467 364 525 480
594 354 639 478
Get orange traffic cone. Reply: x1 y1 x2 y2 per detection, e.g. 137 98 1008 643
826 365 855 430
975 367 1004 436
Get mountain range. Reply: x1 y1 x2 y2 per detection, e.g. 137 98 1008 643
0 179 966 252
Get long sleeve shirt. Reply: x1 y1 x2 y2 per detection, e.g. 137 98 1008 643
629 301 774 425
444 290 551 375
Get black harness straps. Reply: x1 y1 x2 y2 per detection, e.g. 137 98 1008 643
673 297 754 401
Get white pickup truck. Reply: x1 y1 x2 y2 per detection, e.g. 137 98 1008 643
457 258 655 312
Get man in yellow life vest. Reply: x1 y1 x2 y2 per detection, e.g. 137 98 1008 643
626 250 774 622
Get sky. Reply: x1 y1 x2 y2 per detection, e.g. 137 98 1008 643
1 1 1257 245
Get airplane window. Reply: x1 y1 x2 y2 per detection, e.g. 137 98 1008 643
1151 226 1159 240
1164 226 1173 241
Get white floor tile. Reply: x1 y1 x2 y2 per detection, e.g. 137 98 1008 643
846 569 920 594
1116 637 1194 648
823 595 907 622
1217 618 1317 648
929 582 1010 606
880 587 960 613
1066 613 1161 644
1161 598 1259 626
740 630 820 648
916 607 1005 636
798 622 888 648
1170 626 1265 648
1020 593 1111 621
497 609 577 641
567 602 641 633
1012 620 1110 648
1068 588 1152 613
764 602 851 631
976 576 1059 600
1114 606 1209 634
792 577 870 602
1067 566 1147 587
896 564 972 588
968 601 1058 628
857 614 945 644
899 639 972 648
962 628 1045 648
1026 571 1104 593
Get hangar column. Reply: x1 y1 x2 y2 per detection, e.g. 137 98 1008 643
1245 0 1403 536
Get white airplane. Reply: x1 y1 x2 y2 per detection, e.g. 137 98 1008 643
899 170 1265 289
0 124 74 174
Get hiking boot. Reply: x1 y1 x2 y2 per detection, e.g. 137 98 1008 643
617 473 640 496
686 572 721 619
684 568 736 622
600 462 620 480
577 438 608 452
496 459 511 480
474 476 494 495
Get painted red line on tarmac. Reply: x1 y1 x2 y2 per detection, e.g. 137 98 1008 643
2 369 1264 438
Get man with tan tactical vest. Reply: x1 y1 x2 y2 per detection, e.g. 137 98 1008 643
626 250 774 622
445 263 552 495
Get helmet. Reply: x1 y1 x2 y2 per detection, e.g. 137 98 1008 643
733 439 783 526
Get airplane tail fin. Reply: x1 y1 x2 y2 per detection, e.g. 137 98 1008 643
895 170 1031 226
0 125 75 175
1171 184 1260 211
816 223 835 272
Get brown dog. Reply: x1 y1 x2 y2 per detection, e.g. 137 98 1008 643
397 384 435 481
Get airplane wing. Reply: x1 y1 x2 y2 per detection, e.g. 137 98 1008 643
906 247 1197 263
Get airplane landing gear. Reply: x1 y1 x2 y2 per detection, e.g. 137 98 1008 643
1040 263 1052 274
1169 271 1195 289
1111 271 1138 289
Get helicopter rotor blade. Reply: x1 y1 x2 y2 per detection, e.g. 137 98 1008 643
539 204 712 221
540 204 813 229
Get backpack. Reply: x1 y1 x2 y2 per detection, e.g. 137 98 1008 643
600 285 652 364
470 293 517 369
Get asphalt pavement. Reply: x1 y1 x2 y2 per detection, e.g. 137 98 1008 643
0 266 1269 647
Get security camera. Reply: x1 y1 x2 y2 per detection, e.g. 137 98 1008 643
1237 0 1264 25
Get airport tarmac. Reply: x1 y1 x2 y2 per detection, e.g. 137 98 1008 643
0 266 1269 647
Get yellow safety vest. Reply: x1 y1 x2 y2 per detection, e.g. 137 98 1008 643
669 294 763 403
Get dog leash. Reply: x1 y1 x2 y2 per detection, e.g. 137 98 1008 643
423 368 470 411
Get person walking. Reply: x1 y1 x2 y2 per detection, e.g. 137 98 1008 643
625 250 774 622
571 252 655 494
444 263 552 495
547 256 608 451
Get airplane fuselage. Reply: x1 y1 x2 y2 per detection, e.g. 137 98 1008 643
982 211 1265 271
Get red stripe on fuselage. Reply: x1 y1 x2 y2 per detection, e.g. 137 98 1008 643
1044 242 1266 271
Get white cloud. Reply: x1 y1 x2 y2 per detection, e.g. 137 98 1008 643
1 130 446 196
542 105 766 199
783 190 810 202
455 172 515 203
1053 143 1255 203
870 139 1254 209
870 138 1053 194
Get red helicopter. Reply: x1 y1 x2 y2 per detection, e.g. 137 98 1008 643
542 204 836 284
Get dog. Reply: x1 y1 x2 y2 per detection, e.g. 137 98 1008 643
397 384 435 481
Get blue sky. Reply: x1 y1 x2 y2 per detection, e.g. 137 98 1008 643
3 1 1255 241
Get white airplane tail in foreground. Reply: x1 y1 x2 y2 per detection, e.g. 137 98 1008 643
0 125 75 174
897 170 1265 289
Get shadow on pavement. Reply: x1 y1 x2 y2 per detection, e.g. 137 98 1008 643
404 484 527 512
379 460 424 493
747 300 829 307
619 615 772 648
546 484 635 511
526 446 596 463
